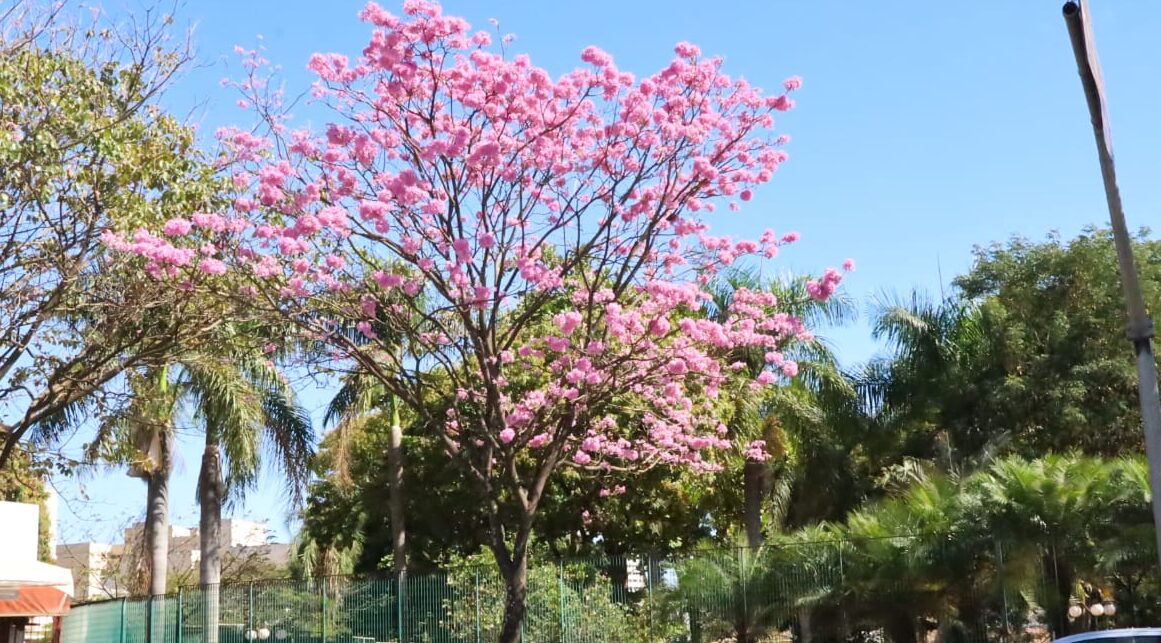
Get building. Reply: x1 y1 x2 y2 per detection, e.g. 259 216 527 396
52 543 123 603
0 501 74 643
55 520 288 602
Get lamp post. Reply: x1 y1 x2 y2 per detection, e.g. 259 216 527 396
1069 599 1116 631
1062 0 1161 573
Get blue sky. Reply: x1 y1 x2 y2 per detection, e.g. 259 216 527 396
52 0 1161 546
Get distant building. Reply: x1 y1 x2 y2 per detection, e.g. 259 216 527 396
55 520 288 602
53 542 124 602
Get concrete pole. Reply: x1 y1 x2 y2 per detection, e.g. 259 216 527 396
1063 0 1161 571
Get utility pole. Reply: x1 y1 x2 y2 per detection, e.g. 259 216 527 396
1062 0 1161 571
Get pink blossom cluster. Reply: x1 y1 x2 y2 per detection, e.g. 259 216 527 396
110 0 848 480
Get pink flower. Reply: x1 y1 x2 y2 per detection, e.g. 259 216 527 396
842 258 856 272
553 311 583 335
674 41 701 58
356 321 377 339
574 451 592 465
163 218 193 236
781 361 799 378
783 76 803 92
499 428 516 444
198 258 227 275
739 189 753 202
580 46 613 67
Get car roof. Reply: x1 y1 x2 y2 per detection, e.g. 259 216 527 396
1055 629 1161 643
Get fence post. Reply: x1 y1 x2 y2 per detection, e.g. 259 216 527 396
998 541 1011 641
838 542 849 639
396 573 404 643
176 587 183 643
319 581 327 643
247 582 254 641
559 560 566 643
739 548 747 634
474 568 481 643
119 597 127 643
648 556 655 643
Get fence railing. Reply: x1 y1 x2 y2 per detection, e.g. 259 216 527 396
60 540 1161 643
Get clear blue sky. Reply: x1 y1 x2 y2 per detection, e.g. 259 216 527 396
52 0 1161 546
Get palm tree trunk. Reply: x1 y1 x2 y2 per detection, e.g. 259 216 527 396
199 440 226 643
743 460 768 549
388 401 407 576
143 438 172 643
145 444 171 596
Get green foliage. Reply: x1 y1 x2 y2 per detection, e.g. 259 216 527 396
442 551 654 643
0 3 230 472
869 228 1161 468
297 384 719 575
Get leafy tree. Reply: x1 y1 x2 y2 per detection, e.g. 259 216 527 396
868 228 1161 468
93 335 311 604
706 272 857 547
113 3 845 640
0 1 226 471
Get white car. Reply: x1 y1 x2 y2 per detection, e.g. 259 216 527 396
1055 629 1161 643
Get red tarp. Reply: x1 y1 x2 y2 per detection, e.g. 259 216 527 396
0 586 70 618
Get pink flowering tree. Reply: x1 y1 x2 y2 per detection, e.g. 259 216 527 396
108 2 848 639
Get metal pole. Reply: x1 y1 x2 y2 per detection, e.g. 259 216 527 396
247 582 254 640
1063 0 1161 572
319 581 327 643
119 597 127 643
474 568 481 643
558 560 566 643
396 573 404 643
176 587 183 643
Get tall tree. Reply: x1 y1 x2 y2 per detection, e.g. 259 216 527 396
0 1 225 471
94 338 312 604
706 272 857 548
183 330 313 643
113 4 844 639
868 228 1161 467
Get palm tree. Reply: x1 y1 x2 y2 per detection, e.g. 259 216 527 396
91 334 312 641
322 373 407 577
866 290 1014 470
179 336 313 643
115 365 180 598
705 271 856 548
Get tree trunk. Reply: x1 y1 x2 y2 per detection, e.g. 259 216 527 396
145 445 171 596
143 439 171 643
387 401 407 576
798 608 813 643
198 441 225 643
743 460 768 549
498 553 529 643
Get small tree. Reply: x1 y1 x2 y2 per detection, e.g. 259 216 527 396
112 2 846 639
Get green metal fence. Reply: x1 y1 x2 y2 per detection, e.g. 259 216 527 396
60 542 1161 643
